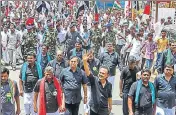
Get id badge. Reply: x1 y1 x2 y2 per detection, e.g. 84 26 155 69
6 93 12 102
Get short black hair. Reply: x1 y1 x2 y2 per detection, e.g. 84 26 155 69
1 67 9 75
141 68 151 76
164 64 174 69
27 51 36 58
147 33 153 37
99 65 110 74
128 56 136 63
161 29 166 33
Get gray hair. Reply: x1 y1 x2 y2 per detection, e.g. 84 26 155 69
44 66 54 73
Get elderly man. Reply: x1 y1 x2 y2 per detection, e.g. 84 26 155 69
47 50 68 79
19 52 43 115
83 53 112 115
33 66 65 115
59 56 88 115
1 67 21 115
128 69 156 115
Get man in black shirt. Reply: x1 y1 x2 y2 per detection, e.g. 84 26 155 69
119 56 139 115
59 56 88 115
128 69 156 115
83 53 112 115
33 66 65 114
19 52 42 115
154 65 176 115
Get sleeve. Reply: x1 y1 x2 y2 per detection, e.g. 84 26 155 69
82 71 88 84
88 73 96 86
19 67 22 79
33 80 41 93
59 69 64 83
120 69 125 80
14 81 19 97
98 53 104 64
108 83 112 98
157 51 165 73
128 82 137 97
154 77 159 92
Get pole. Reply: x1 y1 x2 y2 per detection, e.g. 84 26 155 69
155 1 158 23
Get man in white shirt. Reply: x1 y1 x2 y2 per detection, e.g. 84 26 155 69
1 25 9 65
7 23 20 71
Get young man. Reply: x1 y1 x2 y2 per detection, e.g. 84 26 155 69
33 66 65 115
83 53 112 115
154 30 168 72
128 69 156 115
59 56 87 115
7 23 20 70
19 52 43 115
37 44 52 72
142 33 157 69
1 25 9 65
119 56 139 115
1 67 21 115
154 65 176 115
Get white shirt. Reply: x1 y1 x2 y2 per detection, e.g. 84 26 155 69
130 39 142 56
1 31 8 47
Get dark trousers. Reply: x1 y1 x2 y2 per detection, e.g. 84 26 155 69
90 109 109 115
65 102 80 115
122 93 129 115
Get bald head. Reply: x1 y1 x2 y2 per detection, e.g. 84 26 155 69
56 50 63 61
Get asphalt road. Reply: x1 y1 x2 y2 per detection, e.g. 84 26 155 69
6 65 123 115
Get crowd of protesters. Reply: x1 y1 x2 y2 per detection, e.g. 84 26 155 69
1 1 176 115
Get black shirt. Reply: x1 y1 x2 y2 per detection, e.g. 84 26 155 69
88 73 112 114
120 66 139 93
34 80 59 113
81 58 101 86
59 67 87 104
154 74 176 108
128 81 156 109
19 64 39 93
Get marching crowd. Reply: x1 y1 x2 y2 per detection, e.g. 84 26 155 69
1 1 176 115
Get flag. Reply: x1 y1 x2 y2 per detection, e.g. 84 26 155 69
76 1 84 19
125 1 131 17
36 1 50 13
143 3 150 15
94 4 99 21
113 1 122 10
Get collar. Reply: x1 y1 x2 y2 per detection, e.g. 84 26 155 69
105 50 115 55
68 67 79 72
56 58 64 63
27 62 36 68
162 73 173 80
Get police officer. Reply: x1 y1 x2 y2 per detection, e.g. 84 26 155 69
43 19 58 60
